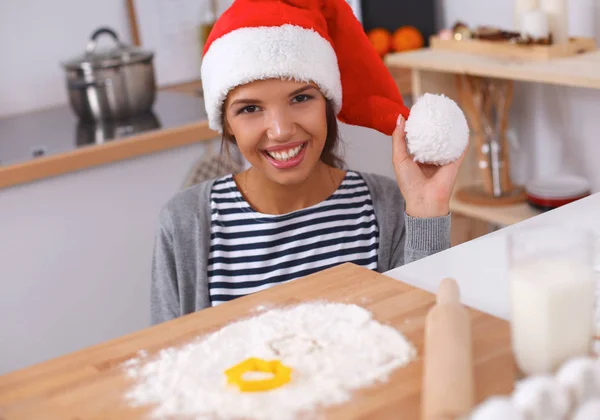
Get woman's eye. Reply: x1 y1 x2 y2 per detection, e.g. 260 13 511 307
238 105 259 115
293 94 312 103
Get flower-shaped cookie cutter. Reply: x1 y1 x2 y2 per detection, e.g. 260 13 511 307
225 357 292 392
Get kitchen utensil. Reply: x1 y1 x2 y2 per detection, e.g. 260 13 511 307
422 278 475 420
62 27 156 122
508 225 596 376
454 75 527 206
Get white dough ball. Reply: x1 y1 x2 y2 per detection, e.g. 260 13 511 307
573 398 600 420
469 396 524 420
405 93 469 165
556 356 600 409
512 375 570 420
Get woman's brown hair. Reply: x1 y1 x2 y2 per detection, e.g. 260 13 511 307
220 99 345 169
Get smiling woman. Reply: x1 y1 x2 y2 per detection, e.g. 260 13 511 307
150 0 463 322
222 80 341 215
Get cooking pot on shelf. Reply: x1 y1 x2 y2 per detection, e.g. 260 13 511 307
61 27 156 122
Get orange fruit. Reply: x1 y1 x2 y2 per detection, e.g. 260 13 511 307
392 26 425 52
367 28 393 57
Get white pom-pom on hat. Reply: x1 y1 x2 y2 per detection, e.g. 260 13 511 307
404 93 469 165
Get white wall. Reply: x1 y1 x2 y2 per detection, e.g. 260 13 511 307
0 140 218 375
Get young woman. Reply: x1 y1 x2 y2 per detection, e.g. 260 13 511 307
150 0 464 324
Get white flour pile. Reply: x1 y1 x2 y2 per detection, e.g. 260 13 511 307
123 302 416 420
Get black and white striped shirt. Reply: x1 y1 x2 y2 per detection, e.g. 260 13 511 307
207 171 379 305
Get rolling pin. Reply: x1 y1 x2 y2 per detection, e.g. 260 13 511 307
421 278 475 420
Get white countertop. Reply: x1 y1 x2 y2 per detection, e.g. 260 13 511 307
385 193 600 321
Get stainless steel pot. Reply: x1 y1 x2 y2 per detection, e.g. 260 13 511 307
62 27 156 122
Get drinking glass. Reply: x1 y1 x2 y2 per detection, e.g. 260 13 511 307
508 225 595 376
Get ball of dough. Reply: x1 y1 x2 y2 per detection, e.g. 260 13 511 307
556 356 600 409
573 398 600 420
512 375 570 420
404 93 469 165
469 396 524 420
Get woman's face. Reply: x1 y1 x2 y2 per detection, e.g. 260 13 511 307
224 78 328 186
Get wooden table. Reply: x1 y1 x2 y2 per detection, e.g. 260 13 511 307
0 263 514 420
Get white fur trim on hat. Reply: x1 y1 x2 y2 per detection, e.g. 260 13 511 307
201 24 342 133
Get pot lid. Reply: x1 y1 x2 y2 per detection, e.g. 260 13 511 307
62 27 153 70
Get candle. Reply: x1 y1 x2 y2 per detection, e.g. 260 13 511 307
514 0 539 31
521 9 550 40
540 0 569 44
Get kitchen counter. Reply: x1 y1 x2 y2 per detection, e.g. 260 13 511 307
0 86 216 189
385 193 600 321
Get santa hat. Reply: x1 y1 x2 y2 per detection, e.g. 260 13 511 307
200 0 410 136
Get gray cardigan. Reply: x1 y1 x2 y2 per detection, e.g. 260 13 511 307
150 172 451 324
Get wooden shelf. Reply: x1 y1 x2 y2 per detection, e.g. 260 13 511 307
161 80 203 96
385 48 600 90
450 194 541 227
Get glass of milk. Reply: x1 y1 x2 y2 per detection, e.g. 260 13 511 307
508 225 595 376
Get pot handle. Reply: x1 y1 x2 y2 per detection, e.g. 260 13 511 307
86 27 123 55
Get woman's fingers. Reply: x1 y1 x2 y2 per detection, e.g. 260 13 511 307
391 115 411 170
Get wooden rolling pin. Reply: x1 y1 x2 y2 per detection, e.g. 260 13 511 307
421 278 475 420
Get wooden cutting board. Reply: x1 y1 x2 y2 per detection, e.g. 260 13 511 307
0 263 515 420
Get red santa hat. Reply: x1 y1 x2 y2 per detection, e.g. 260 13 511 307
200 0 410 136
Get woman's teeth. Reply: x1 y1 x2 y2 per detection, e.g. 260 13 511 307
266 144 304 161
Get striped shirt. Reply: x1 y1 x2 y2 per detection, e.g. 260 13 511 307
207 171 379 305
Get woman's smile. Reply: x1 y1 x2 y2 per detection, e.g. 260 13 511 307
262 141 308 169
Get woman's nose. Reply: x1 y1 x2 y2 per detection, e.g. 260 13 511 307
266 109 294 142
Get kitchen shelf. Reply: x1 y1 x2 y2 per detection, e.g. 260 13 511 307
385 48 600 90
450 194 541 227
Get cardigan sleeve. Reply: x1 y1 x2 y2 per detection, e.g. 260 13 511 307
403 213 451 265
149 180 215 324
150 207 181 325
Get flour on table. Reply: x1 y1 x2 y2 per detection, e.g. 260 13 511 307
123 302 416 420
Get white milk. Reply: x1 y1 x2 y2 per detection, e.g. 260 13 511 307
510 258 595 375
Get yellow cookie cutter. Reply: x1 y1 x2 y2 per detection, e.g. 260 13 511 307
225 357 292 392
